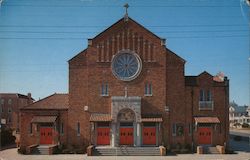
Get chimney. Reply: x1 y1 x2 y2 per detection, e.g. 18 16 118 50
27 93 32 104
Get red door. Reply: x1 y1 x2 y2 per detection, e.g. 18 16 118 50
40 127 53 144
120 128 133 145
97 128 110 145
143 127 156 145
198 127 212 145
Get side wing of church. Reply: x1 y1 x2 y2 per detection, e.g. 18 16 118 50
19 15 229 154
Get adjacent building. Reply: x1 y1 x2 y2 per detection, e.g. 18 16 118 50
229 102 250 127
20 15 229 153
0 93 33 132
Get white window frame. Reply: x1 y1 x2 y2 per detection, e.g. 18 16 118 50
101 83 109 96
144 82 153 96
199 89 213 110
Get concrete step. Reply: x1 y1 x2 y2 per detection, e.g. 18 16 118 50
205 147 220 154
93 147 161 156
32 145 50 155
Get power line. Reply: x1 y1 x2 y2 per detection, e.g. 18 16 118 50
0 24 247 28
0 29 248 34
0 35 248 40
0 14 243 18
2 4 240 8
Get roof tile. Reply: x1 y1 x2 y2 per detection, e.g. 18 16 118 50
22 93 68 110
194 117 220 123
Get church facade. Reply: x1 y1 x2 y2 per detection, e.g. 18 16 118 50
20 15 229 153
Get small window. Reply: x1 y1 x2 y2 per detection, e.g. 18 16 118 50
207 90 212 101
8 107 12 113
29 123 32 134
101 83 108 96
176 124 184 136
77 122 80 136
145 82 153 96
61 123 64 135
0 106 3 112
199 89 205 101
188 123 192 135
8 99 12 105
172 123 176 136
200 89 212 101
1 99 4 105
8 116 12 123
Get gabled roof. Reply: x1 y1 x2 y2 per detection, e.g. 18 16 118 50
198 71 213 77
68 49 87 63
185 71 227 86
165 48 186 63
232 106 248 113
21 93 68 110
92 16 162 41
68 16 187 64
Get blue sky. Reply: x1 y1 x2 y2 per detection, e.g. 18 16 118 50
0 0 249 106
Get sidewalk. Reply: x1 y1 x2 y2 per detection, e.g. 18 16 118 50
0 139 250 160
1 148 250 160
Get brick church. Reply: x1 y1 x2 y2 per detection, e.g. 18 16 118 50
20 11 229 153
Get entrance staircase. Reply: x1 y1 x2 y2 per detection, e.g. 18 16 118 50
93 146 161 156
204 146 220 154
31 145 57 155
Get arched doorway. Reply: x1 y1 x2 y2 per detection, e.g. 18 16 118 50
117 108 135 146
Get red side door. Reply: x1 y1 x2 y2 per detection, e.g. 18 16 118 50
198 127 212 145
40 127 53 144
120 128 133 145
97 128 110 145
143 127 156 145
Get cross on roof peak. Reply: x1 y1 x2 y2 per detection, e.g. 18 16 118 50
123 3 129 21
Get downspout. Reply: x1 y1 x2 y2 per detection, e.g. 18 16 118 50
191 88 194 152
165 48 170 148
58 110 60 145
224 77 229 149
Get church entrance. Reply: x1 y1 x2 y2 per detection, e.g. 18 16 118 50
120 122 134 145
143 126 156 145
117 109 135 146
198 127 212 145
97 122 110 145
40 127 53 145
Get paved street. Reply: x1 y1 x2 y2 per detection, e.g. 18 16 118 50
0 148 250 160
230 129 250 138
0 139 250 160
